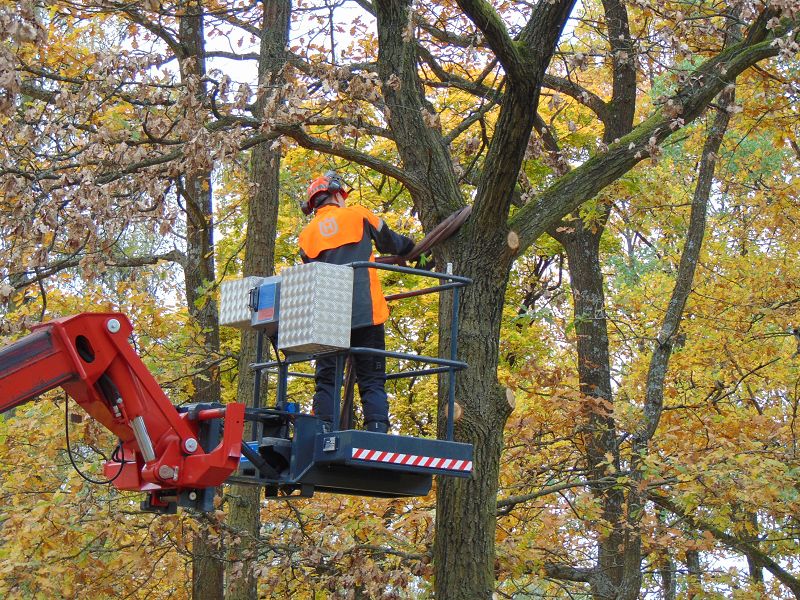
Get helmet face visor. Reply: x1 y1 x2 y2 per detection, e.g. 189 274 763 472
307 175 331 202
305 172 348 213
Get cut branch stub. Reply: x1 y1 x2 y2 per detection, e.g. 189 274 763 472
445 401 464 422
506 387 516 411
507 230 520 253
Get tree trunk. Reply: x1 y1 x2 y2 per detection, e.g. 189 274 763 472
744 510 764 585
223 139 282 600
174 3 225 598
337 1 774 597
433 236 514 599
686 549 702 599
544 0 651 594
556 224 633 600
371 1 569 595
224 2 289 598
659 557 677 600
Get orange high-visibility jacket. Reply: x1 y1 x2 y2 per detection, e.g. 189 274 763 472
299 204 415 328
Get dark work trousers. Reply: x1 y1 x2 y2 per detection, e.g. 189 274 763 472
312 324 389 425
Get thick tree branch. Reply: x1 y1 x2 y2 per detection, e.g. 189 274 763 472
601 0 637 142
543 74 610 123
468 0 577 231
445 101 498 146
519 0 577 65
497 477 618 513
19 65 177 108
638 92 731 441
107 3 183 59
454 0 522 79
271 124 421 195
373 0 464 229
216 9 261 37
286 52 376 80
510 21 789 250
638 6 745 442
417 44 499 100
205 50 259 61
542 563 596 583
7 250 187 292
96 149 183 185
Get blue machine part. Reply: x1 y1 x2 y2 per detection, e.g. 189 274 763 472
239 441 260 467
227 414 473 499
250 276 281 335
315 430 473 477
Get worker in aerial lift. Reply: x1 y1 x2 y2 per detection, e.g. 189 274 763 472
299 171 416 434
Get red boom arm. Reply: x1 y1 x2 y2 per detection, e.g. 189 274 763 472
0 312 244 497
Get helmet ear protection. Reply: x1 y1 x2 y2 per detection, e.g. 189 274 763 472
300 198 315 216
302 171 348 215
324 170 344 194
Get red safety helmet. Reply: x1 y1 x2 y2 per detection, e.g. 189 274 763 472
302 171 348 215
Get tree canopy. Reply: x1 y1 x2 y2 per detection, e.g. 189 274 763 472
1 0 799 598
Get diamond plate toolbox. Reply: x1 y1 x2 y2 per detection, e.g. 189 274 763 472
219 276 265 328
277 262 353 353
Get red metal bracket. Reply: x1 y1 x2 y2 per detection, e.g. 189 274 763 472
0 312 244 494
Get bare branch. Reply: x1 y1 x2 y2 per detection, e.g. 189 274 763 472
650 492 800 597
497 477 618 512
7 250 187 293
271 124 420 194
543 74 609 124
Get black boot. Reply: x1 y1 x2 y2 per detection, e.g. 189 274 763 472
365 420 389 434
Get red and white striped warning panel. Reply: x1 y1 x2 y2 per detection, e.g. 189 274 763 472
351 448 473 472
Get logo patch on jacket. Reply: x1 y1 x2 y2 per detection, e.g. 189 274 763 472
318 217 339 237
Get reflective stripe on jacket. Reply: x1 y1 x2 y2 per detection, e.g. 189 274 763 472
299 204 415 328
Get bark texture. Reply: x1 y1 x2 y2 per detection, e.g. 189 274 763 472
546 0 635 590
224 2 290 599
373 0 577 595
173 3 225 598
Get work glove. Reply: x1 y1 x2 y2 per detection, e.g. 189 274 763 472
414 251 435 271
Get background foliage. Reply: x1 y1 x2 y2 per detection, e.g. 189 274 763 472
0 0 799 598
